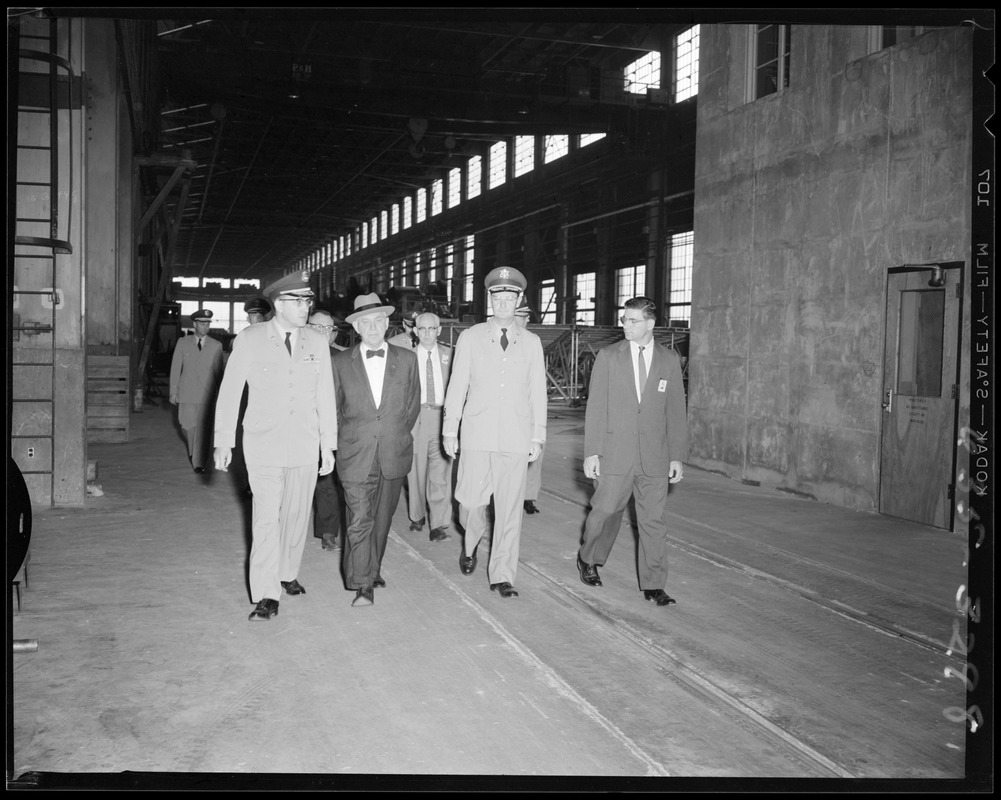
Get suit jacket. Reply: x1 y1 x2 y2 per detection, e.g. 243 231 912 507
443 318 547 453
169 334 223 405
332 342 421 482
214 319 337 468
584 339 688 477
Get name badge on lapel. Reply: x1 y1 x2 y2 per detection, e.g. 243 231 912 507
658 379 667 392
304 354 319 364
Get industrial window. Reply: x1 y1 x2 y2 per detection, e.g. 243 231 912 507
416 187 427 223
448 167 461 208
615 264 646 309
868 25 932 53
514 135 535 177
176 277 199 288
748 24 791 101
667 230 693 326
391 204 400 235
467 155 482 199
234 278 259 291
444 243 454 301
201 301 231 333
489 140 508 189
624 51 660 95
539 279 556 324
361 224 368 249
380 210 388 240
371 216 379 244
412 252 421 287
544 135 569 163
431 178 443 216
674 25 700 101
579 132 606 147
402 196 413 229
429 249 438 283
399 258 407 286
463 235 475 302
574 272 596 325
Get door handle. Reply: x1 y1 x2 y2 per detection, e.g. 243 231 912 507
882 388 893 412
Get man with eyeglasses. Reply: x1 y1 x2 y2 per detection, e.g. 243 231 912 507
331 293 421 607
308 309 348 556
443 266 547 599
406 311 456 542
576 297 689 607
213 271 337 621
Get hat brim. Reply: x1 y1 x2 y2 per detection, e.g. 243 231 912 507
346 304 395 324
489 285 523 293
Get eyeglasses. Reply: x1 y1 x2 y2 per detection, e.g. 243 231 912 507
416 327 440 333
278 294 312 306
619 316 648 325
308 324 334 332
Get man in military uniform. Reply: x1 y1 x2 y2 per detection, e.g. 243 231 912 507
443 267 547 598
407 311 455 542
214 271 337 621
244 296 272 326
169 308 224 473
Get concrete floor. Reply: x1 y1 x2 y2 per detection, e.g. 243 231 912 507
7 393 989 790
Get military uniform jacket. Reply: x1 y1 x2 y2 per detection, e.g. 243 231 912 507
214 318 337 468
443 318 547 454
331 342 421 482
169 334 223 405
584 339 689 477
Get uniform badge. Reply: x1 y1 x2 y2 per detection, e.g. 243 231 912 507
658 379 667 392
304 354 319 363
499 267 510 279
441 355 449 365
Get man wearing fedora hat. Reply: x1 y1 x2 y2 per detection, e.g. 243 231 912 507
443 266 547 599
169 308 224 473
214 270 337 621
332 293 421 607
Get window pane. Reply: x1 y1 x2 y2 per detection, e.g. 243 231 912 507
448 167 461 208
514 135 534 177
467 155 482 199
489 141 507 189
668 231 693 326
544 134 569 163
675 25 700 102
897 289 944 397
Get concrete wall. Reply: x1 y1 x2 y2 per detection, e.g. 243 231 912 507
689 25 973 512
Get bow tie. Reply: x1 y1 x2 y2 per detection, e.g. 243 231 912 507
366 349 385 359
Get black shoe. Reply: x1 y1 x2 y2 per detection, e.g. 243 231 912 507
577 553 602 587
194 467 205 474
409 518 426 532
429 526 451 542
321 536 341 552
459 548 477 575
281 579 306 595
248 598 279 620
523 500 539 514
352 586 374 607
490 582 519 598
373 577 386 588
643 589 676 606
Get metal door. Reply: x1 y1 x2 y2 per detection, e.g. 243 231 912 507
879 264 962 529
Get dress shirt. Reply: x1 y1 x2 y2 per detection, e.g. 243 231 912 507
630 339 654 403
417 344 445 406
363 342 388 406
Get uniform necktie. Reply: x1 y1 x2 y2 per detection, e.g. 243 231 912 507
366 348 385 359
284 331 292 356
638 345 648 396
426 351 435 404
197 338 202 351
500 328 509 351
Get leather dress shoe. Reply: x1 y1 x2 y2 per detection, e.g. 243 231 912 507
352 586 374 607
577 554 602 587
459 548 477 575
248 599 279 620
373 577 386 588
429 526 451 542
281 579 306 595
523 500 539 514
409 518 426 532
193 467 205 474
643 589 677 606
490 582 519 598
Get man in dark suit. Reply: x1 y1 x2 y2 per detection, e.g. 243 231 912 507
332 293 421 607
406 311 455 542
576 297 689 606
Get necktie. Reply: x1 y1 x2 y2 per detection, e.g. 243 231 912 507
284 331 292 356
197 338 202 351
500 328 509 351
638 345 648 397
426 351 435 404
366 348 385 359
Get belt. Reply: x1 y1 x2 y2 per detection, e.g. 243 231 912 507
422 403 443 410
